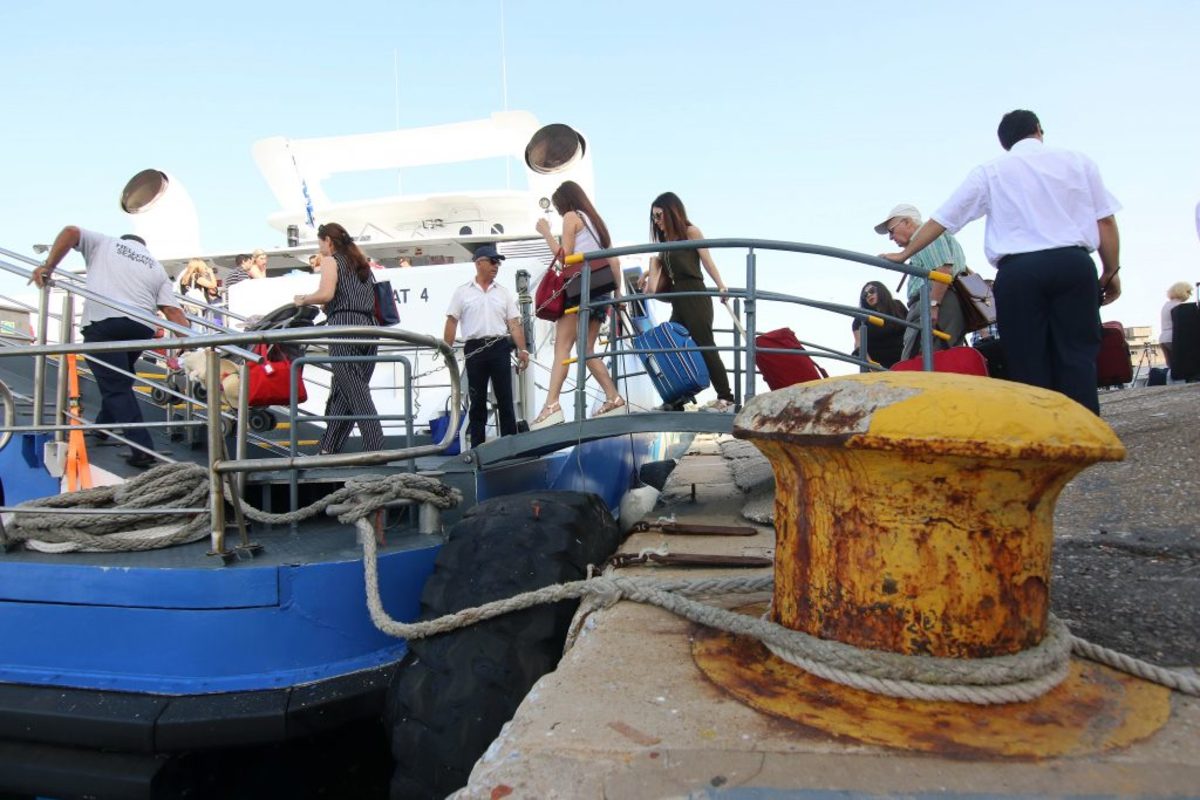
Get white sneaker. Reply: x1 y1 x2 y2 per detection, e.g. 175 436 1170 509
700 398 735 413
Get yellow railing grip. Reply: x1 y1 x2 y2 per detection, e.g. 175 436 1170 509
565 306 580 315
564 253 584 266
562 357 578 366
933 329 952 341
866 315 884 328
928 271 953 285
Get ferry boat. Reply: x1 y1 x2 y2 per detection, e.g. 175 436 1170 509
0 112 705 799
0 112 932 798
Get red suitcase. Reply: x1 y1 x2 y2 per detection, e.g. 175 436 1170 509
891 346 989 376
755 328 827 390
1097 321 1132 388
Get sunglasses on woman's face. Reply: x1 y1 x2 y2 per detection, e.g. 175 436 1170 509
651 210 664 222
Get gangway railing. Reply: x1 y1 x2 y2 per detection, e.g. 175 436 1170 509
1 326 460 559
0 247 371 464
0 246 262 439
561 237 950 419
461 237 951 466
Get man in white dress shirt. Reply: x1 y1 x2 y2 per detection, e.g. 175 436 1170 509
444 244 530 448
883 110 1121 414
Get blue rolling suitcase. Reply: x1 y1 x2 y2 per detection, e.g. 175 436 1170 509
632 321 710 405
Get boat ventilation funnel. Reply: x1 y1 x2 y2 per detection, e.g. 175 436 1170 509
120 169 202 261
523 124 595 212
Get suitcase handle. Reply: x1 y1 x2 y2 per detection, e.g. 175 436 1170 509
722 298 748 339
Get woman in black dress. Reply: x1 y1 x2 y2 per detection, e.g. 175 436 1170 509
641 192 735 411
852 280 907 368
293 222 384 453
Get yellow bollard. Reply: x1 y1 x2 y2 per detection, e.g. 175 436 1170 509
733 371 1125 658
688 372 1172 757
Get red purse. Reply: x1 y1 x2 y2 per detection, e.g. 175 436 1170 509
247 343 308 406
534 249 570 321
890 346 989 377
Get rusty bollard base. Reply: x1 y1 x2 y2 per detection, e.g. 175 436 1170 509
732 371 1125 659
692 604 1171 759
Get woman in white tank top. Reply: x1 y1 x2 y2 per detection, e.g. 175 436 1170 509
531 181 626 429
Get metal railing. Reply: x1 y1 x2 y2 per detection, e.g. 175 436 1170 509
561 237 951 418
0 326 460 558
0 234 948 560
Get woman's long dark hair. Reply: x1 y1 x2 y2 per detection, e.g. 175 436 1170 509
550 181 611 248
650 192 691 244
859 280 906 316
317 222 371 282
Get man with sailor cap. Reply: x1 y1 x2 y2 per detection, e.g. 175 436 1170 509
443 244 529 449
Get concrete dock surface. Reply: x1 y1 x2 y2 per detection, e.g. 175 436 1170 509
455 385 1199 799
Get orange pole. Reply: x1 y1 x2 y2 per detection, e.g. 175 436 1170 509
64 354 92 491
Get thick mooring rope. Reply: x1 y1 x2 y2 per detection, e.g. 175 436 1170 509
354 518 1200 704
8 466 1194 704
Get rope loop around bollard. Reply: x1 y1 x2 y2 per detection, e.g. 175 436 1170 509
355 520 1200 705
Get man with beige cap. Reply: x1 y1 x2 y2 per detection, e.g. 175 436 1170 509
874 203 968 360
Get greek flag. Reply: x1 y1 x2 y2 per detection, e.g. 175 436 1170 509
302 179 315 229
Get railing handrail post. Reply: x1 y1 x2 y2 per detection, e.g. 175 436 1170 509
745 248 758 401
919 279 934 371
574 261 591 422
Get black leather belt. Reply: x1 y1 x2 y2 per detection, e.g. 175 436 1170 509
997 246 1087 267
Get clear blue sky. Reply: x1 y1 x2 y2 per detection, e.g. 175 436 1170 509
2 1 1197 356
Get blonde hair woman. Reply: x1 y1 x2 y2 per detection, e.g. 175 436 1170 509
1161 281 1195 369
178 258 218 322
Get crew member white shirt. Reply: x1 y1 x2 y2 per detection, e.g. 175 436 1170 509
932 138 1121 267
446 279 519 339
76 229 179 327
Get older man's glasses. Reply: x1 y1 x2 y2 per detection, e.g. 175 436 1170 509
886 220 905 236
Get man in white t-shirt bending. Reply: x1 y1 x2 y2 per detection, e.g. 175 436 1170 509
33 227 187 467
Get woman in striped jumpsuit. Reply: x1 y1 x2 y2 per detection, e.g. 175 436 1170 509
294 222 385 453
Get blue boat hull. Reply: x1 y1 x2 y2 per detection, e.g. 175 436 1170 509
0 542 440 695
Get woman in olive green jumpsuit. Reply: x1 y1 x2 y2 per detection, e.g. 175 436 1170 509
641 192 735 411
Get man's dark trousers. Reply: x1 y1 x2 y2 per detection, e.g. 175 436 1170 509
993 247 1102 414
464 337 517 448
82 316 157 452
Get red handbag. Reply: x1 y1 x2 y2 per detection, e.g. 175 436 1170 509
534 249 570 321
247 343 307 406
890 346 989 377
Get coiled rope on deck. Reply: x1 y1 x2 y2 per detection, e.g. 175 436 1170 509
3 463 212 552
351 516 1200 705
1 463 462 553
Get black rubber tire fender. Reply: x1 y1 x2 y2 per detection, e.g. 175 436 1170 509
385 490 621 800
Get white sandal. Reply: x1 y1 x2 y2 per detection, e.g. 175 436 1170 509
531 402 564 430
593 396 627 418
